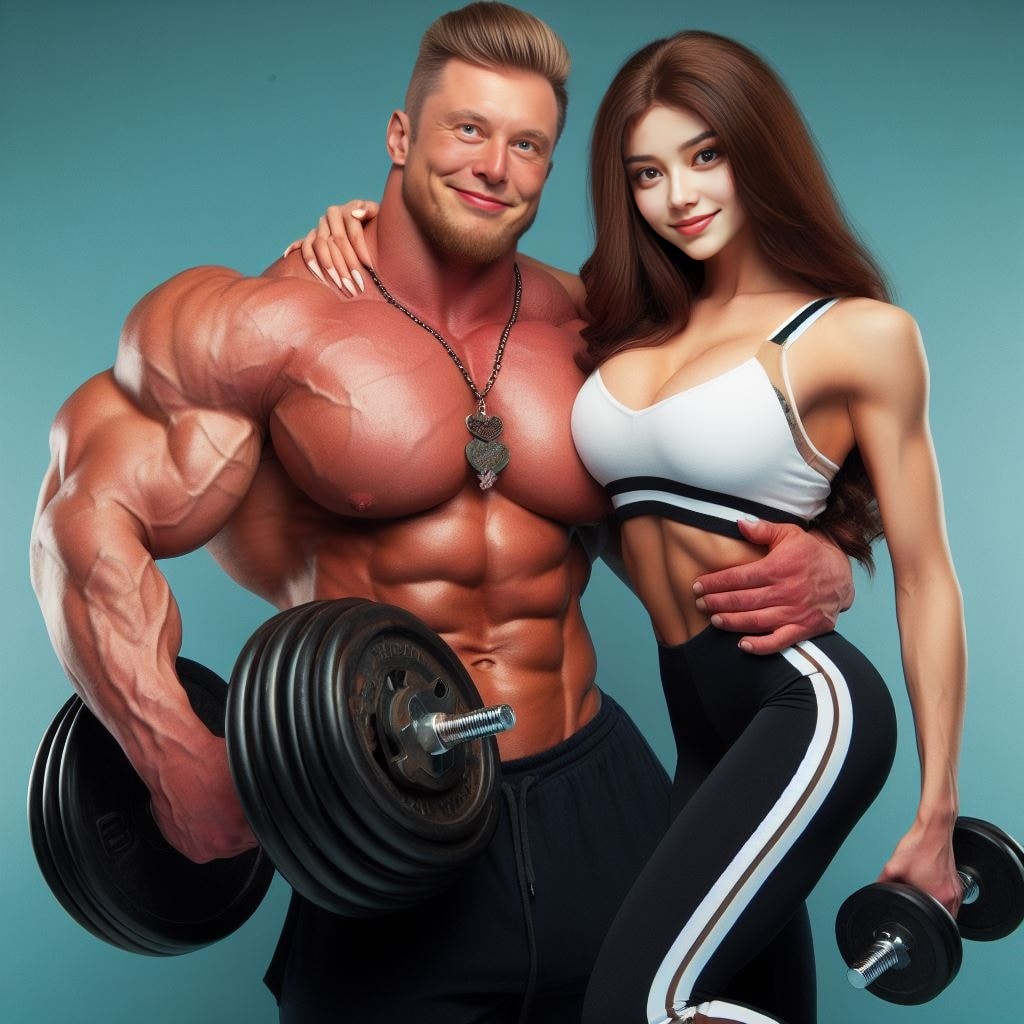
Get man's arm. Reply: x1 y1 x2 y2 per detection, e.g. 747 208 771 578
693 519 854 655
31 272 270 862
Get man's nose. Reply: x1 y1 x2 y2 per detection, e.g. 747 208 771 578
472 140 508 185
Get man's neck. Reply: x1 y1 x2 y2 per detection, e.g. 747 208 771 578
366 171 519 335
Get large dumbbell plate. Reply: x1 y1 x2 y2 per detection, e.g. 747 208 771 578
315 600 500 848
228 599 502 916
29 695 140 950
836 882 961 1005
954 817 1024 941
30 659 275 955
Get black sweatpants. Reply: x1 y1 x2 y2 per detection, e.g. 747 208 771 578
582 629 897 1024
267 695 671 1023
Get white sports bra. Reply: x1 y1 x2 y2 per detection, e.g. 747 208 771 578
571 297 841 539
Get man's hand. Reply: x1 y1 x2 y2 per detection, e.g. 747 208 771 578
693 519 854 655
147 732 257 864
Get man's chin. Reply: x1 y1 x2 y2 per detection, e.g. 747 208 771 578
431 207 538 264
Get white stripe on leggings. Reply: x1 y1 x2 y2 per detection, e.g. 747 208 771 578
645 640 853 1022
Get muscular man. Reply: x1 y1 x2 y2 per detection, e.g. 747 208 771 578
31 5 850 1021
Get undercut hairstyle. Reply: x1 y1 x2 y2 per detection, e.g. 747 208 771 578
581 31 889 567
405 2 570 139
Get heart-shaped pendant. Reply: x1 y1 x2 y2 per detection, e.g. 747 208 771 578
466 438 510 476
466 413 504 443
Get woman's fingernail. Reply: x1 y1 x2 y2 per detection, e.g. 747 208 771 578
341 278 357 297
327 267 343 288
352 270 365 293
352 208 366 219
306 259 325 283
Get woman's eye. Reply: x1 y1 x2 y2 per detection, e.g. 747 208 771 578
694 148 719 165
634 167 661 183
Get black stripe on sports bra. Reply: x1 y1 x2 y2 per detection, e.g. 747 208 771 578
606 476 811 539
768 297 837 345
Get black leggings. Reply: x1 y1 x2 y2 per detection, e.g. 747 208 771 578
583 628 897 1024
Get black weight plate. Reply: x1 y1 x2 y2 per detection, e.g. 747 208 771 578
272 602 428 910
30 695 145 950
836 882 961 1005
227 606 354 913
316 602 500 857
29 697 102 940
248 603 397 915
56 659 274 954
291 602 463 890
40 699 159 953
954 817 1024 940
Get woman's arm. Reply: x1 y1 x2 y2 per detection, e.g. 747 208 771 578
846 302 966 915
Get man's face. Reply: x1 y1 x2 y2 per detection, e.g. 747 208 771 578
394 59 558 263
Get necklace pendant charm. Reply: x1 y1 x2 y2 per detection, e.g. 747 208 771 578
466 412 504 442
369 266 521 493
465 438 510 489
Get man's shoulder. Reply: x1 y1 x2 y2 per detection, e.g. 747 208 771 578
515 258 584 332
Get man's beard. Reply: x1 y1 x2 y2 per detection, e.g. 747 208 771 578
403 177 536 264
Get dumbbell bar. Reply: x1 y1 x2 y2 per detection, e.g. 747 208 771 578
29 599 514 953
836 817 1024 1004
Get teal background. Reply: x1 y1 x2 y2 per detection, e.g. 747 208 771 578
2 0 1022 1020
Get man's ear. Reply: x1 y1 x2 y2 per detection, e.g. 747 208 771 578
387 110 412 166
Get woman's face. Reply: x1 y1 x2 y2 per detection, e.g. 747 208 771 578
624 105 747 263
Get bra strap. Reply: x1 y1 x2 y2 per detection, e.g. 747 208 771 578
768 296 838 345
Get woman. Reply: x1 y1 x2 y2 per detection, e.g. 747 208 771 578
295 31 965 1024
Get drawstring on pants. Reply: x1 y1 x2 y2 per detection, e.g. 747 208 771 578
502 776 538 1024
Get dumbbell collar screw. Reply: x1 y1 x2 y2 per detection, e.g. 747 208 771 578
958 868 980 905
847 928 911 989
414 704 516 755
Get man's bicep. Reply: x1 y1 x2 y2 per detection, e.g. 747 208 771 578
40 372 262 560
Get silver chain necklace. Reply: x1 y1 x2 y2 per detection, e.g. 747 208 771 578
369 264 522 490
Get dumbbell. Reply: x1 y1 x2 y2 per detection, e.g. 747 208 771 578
226 598 515 917
29 598 515 953
835 817 1024 1004
28 658 276 955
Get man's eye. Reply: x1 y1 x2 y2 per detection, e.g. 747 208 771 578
459 125 479 136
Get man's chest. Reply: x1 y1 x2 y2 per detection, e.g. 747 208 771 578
265 319 608 524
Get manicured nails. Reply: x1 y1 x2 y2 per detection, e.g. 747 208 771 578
352 269 365 293
306 259 326 283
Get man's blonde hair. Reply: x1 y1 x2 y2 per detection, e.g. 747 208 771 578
406 2 570 139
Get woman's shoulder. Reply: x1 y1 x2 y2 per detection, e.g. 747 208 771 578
819 297 927 393
828 297 921 350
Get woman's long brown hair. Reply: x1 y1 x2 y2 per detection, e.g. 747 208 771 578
581 31 889 567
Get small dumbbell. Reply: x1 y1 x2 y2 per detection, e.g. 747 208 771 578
835 817 1024 1004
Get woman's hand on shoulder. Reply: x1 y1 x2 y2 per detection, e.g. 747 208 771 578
283 200 379 296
